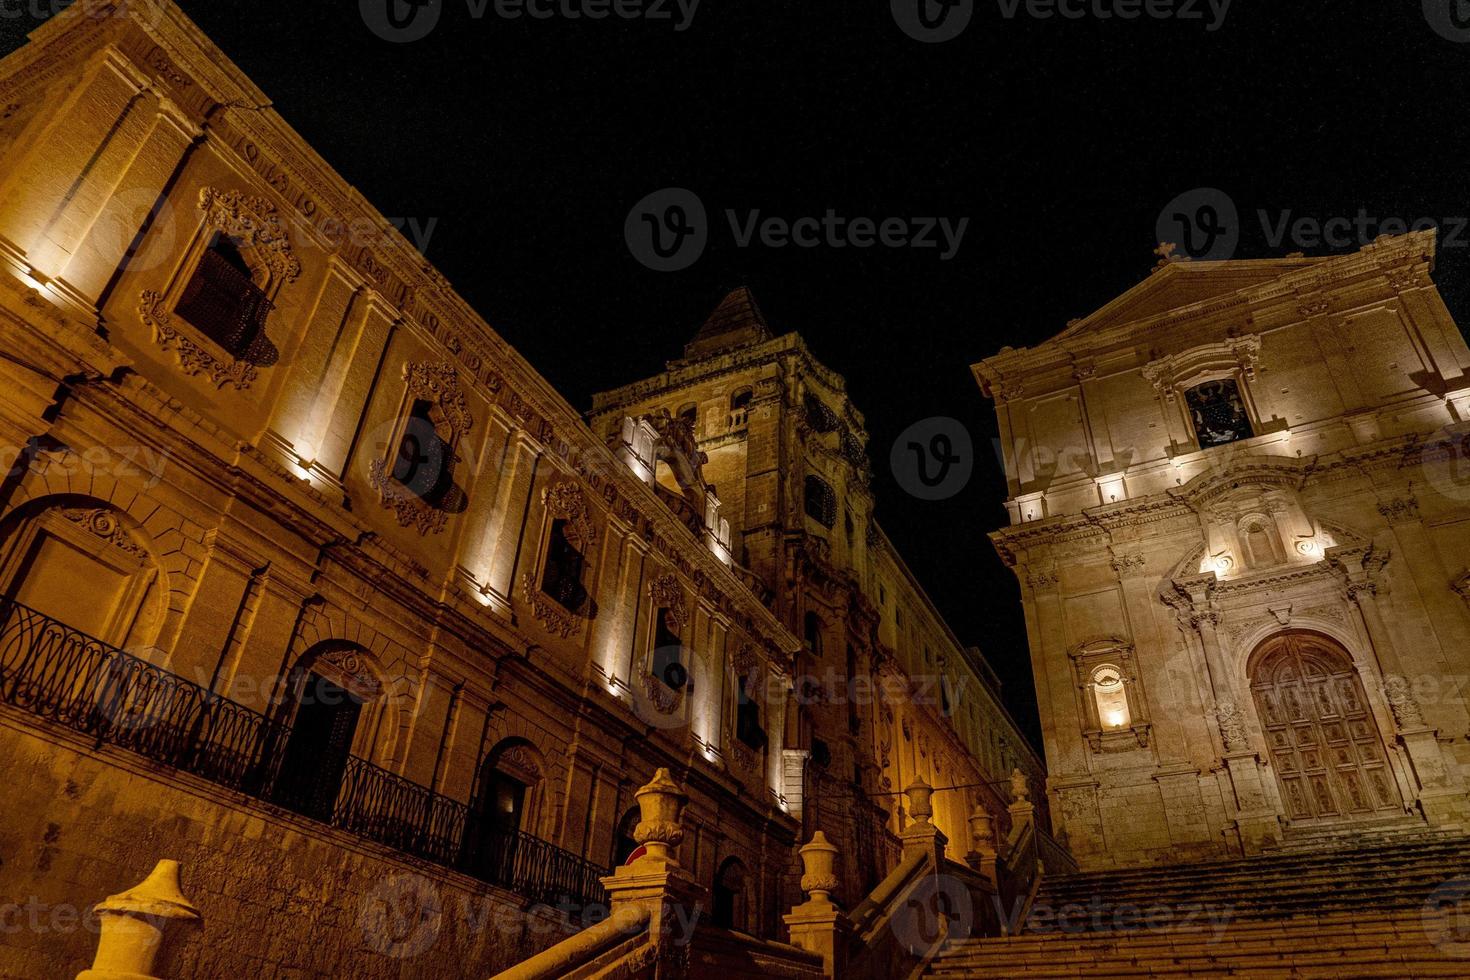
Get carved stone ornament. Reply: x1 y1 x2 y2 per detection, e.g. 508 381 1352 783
496 744 542 782
139 290 257 390
60 508 148 561
403 361 473 438
541 481 598 549
647 572 687 631
1215 699 1249 752
368 457 449 535
197 187 301 284
520 572 579 639
1383 675 1425 729
1376 495 1420 526
724 728 759 774
639 672 681 714
316 647 382 700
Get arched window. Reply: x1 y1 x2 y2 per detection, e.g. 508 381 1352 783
273 643 384 822
175 233 272 359
804 475 836 528
804 612 822 656
465 738 547 881
730 387 752 411
1091 664 1130 729
1240 514 1284 569
712 857 748 930
612 806 641 866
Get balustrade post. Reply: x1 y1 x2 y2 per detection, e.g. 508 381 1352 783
77 860 201 980
965 805 998 886
599 768 706 971
783 832 850 978
899 775 947 867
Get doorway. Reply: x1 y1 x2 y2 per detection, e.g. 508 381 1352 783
1250 632 1402 825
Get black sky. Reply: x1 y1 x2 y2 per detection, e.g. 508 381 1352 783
7 1 1470 751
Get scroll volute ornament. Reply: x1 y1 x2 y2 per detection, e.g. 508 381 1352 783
648 572 687 632
542 481 598 549
631 767 688 867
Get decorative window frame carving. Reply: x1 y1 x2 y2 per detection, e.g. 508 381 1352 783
367 361 473 536
1070 637 1151 751
137 186 300 390
1141 337 1268 451
639 572 691 717
519 479 600 636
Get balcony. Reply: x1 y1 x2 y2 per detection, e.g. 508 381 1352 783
0 600 608 911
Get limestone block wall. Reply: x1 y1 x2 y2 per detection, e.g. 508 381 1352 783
0 711 581 980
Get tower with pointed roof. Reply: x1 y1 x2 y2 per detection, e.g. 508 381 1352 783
592 289 1046 907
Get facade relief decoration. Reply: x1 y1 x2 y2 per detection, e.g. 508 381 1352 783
139 290 258 390
197 187 302 285
542 481 598 550
60 508 149 562
368 361 472 536
520 572 579 639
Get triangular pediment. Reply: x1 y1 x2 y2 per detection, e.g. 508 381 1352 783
1054 256 1328 342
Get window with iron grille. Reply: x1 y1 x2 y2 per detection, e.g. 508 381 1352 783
541 519 588 612
174 234 272 358
804 474 836 527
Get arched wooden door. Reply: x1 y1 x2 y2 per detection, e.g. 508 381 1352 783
1250 632 1402 825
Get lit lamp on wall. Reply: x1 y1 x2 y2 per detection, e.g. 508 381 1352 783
1092 665 1130 729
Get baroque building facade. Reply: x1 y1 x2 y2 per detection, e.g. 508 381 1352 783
0 3 1039 976
591 289 1046 904
974 232 1470 870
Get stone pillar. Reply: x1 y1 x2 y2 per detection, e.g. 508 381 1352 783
77 860 200 980
899 775 947 867
599 769 707 959
965 805 998 887
1171 575 1279 854
1338 554 1467 826
783 832 850 978
482 426 540 611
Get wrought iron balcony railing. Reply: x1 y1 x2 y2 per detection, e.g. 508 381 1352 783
0 599 608 911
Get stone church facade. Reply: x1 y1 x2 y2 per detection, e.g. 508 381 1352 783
0 3 1038 976
974 232 1470 870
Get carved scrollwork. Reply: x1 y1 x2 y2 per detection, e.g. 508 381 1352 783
1215 699 1249 752
1383 675 1425 729
368 457 449 535
542 481 598 549
404 361 473 438
197 187 301 284
520 572 579 638
648 572 687 631
60 508 148 561
139 290 258 390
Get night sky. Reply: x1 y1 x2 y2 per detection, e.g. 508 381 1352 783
7 1 1470 751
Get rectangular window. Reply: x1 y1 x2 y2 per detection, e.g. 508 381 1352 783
541 519 587 612
651 608 687 689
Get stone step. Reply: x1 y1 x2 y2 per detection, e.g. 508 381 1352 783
1037 875 1458 910
1044 840 1470 890
928 909 1462 979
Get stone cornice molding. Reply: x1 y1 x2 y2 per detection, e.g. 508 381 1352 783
973 230 1437 396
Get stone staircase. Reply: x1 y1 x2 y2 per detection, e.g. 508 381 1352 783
928 830 1470 978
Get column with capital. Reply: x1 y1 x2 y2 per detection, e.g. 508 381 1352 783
1169 574 1280 854
1334 546 1468 828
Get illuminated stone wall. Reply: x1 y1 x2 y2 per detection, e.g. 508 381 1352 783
975 234 1470 868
